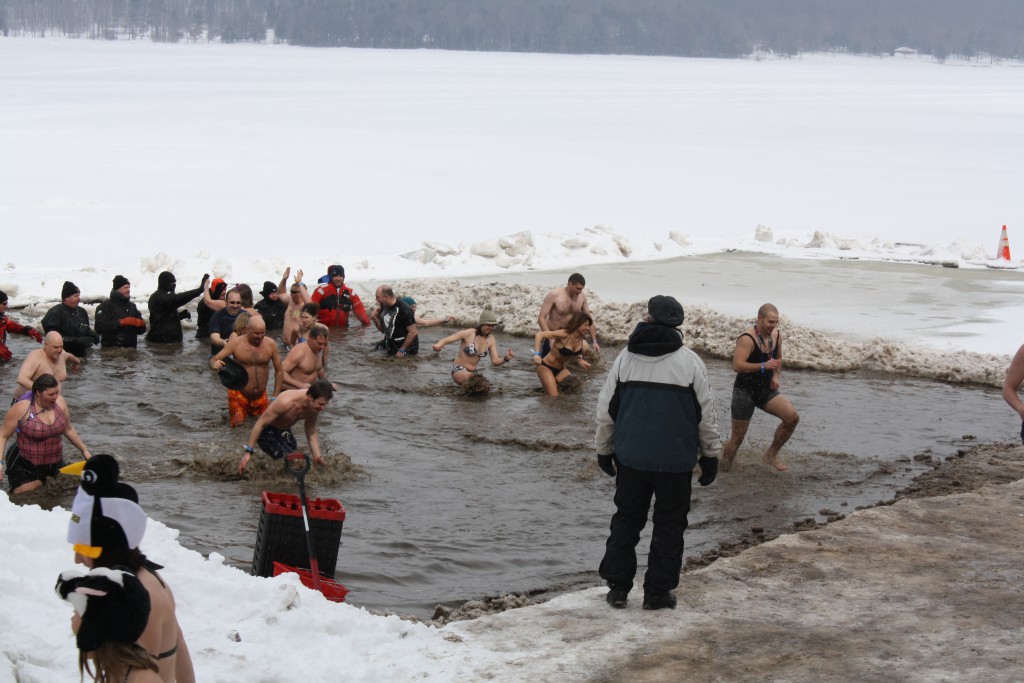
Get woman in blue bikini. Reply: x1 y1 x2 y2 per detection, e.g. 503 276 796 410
432 307 514 386
532 312 593 397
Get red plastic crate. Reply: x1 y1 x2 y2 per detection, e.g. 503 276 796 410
262 491 345 521
273 562 349 602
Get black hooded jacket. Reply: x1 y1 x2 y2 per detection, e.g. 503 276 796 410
95 290 147 348
41 304 98 356
254 297 287 331
146 275 203 344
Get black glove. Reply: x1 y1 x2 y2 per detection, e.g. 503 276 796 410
597 454 617 477
697 456 718 487
200 273 210 289
179 309 192 321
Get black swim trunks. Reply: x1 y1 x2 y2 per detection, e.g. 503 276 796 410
4 444 63 492
730 384 780 421
256 426 299 460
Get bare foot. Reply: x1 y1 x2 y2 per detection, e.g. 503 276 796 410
720 451 735 472
238 451 252 475
764 453 788 471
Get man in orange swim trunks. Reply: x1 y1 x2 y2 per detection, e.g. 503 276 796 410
209 316 283 427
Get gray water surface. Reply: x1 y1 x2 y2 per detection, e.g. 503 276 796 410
3 318 1010 619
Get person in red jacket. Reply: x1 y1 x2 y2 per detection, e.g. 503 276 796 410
311 265 370 328
0 290 43 363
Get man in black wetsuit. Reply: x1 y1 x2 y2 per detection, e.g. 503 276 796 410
721 303 800 472
41 281 99 357
94 275 146 348
371 285 418 357
146 271 206 344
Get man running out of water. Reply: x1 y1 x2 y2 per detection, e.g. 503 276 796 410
240 379 334 474
722 303 800 472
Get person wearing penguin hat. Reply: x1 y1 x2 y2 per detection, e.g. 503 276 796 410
63 455 196 682
55 565 161 682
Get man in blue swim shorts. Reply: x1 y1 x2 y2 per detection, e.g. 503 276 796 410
239 379 334 475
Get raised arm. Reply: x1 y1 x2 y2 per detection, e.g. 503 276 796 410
277 268 291 297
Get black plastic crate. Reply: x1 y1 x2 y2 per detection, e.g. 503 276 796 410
251 491 345 579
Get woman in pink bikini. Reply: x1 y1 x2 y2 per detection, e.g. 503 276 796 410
0 373 91 494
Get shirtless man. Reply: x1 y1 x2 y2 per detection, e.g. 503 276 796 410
281 267 312 347
721 303 800 472
14 331 80 399
538 273 599 354
1003 343 1024 444
281 324 334 390
209 316 283 428
240 379 334 474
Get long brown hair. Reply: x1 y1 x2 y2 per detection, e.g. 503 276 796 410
564 312 593 335
81 642 158 683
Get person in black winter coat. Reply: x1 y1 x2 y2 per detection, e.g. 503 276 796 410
594 295 722 611
254 280 287 332
145 271 206 344
94 275 147 348
41 281 99 357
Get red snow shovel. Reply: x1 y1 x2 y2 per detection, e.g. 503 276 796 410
285 451 321 591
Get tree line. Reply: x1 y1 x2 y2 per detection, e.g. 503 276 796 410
2 0 1022 60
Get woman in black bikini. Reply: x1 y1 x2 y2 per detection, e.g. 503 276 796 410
533 312 593 396
57 566 162 682
432 307 515 386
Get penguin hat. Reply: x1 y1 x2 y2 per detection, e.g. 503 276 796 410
55 566 151 652
63 455 148 560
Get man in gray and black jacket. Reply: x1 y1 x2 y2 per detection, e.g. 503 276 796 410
595 294 722 610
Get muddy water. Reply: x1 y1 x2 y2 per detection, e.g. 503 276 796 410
1 326 1011 619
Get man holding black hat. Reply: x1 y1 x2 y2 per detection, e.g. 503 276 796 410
0 290 43 362
94 275 147 348
595 295 722 611
41 281 99 357
146 270 206 344
312 264 371 328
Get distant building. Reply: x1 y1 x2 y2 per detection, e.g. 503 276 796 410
894 47 916 56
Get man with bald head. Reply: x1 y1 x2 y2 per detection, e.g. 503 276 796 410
14 331 80 399
209 316 283 427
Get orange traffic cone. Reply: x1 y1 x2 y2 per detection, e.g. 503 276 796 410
996 225 1012 260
